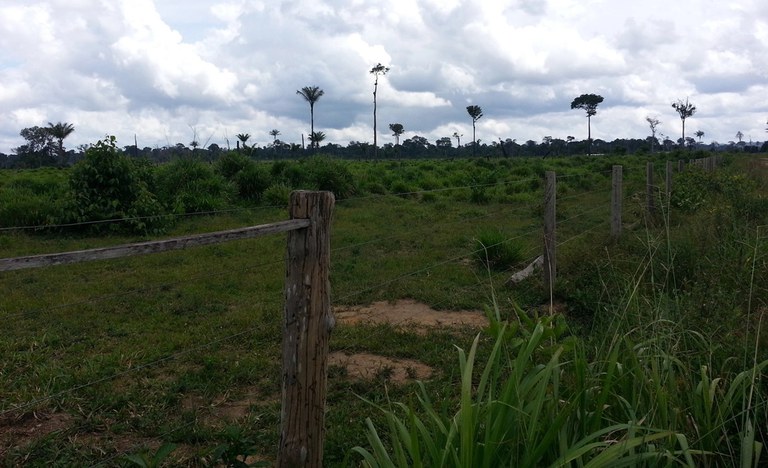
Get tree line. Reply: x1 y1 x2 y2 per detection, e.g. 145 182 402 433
5 64 768 169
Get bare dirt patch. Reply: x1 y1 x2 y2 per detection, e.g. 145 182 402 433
0 411 73 456
334 299 488 333
180 391 278 426
331 300 488 384
329 352 433 384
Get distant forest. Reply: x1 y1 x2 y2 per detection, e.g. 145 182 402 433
3 130 766 169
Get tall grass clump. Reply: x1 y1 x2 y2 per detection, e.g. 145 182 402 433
352 310 702 467
0 171 67 228
473 228 524 271
353 301 767 467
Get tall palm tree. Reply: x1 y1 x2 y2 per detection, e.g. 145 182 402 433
46 121 74 166
296 86 324 148
466 105 483 157
236 133 251 150
671 98 696 149
370 63 390 158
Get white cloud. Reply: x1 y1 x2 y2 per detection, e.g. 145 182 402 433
0 0 766 154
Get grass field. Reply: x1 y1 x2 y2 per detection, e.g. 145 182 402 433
1 153 766 466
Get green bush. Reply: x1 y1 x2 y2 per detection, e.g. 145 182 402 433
262 183 292 207
215 151 254 180
234 164 271 201
66 136 166 233
155 157 234 214
302 156 356 199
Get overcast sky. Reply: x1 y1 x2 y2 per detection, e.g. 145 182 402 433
1 0 766 154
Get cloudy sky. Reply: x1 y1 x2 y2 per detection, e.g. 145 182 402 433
1 0 766 154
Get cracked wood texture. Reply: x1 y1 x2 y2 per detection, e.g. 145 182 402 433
279 191 335 468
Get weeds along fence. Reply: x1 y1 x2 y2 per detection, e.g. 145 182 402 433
0 155 725 465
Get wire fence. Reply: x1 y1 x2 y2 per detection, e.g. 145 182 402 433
0 159 704 464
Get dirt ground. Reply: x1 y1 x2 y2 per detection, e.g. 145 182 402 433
331 299 488 384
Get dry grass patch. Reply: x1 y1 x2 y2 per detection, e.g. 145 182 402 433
334 299 488 333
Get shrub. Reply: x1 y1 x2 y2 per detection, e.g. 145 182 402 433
302 156 356 199
155 157 234 214
66 136 166 233
215 151 254 180
234 164 271 201
262 183 292 207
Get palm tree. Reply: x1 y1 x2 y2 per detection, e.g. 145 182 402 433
46 121 74 166
296 86 324 148
269 129 281 142
695 130 705 144
309 131 326 148
236 133 251 150
671 98 696 148
370 63 390 158
389 123 404 145
466 105 483 157
736 130 744 143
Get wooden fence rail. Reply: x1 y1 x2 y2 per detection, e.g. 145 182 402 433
0 190 335 468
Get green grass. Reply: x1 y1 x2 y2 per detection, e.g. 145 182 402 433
0 154 765 466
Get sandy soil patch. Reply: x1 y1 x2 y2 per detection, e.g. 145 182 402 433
334 299 488 333
330 300 489 384
329 352 433 383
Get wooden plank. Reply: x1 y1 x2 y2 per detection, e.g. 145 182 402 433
0 219 310 272
279 191 335 468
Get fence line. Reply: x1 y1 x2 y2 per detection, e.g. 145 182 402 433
1 190 335 468
0 156 726 465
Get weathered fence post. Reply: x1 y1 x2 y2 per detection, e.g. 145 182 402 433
678 159 684 172
665 160 673 197
611 165 622 239
646 162 655 217
279 190 335 468
543 171 556 295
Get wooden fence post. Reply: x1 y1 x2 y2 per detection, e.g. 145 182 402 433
543 171 556 295
665 161 673 197
678 159 684 172
611 165 622 239
279 190 335 468
646 162 655 217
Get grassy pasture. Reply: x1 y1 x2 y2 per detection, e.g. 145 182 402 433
0 154 766 466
